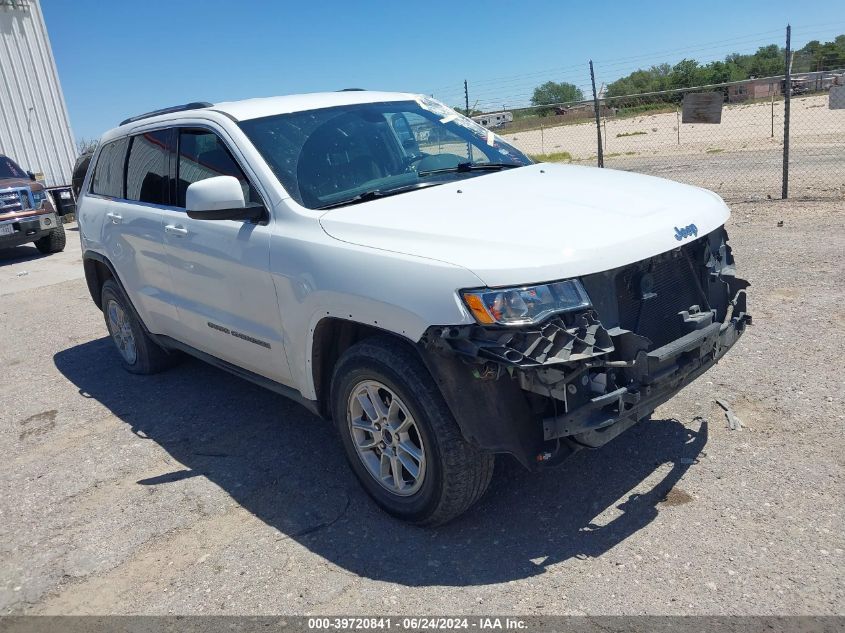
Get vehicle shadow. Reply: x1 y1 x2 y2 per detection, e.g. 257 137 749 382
0 244 47 265
54 337 707 587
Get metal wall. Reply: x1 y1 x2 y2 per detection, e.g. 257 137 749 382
0 0 76 187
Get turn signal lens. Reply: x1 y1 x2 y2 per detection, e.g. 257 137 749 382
461 279 591 326
463 293 496 324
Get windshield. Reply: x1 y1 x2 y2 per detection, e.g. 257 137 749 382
0 156 26 180
239 97 532 209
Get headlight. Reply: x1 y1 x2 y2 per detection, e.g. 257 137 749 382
32 190 47 207
461 279 591 326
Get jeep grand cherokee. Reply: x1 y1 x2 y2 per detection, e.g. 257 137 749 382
76 92 750 525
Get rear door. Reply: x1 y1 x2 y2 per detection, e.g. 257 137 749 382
89 133 179 334
159 126 290 384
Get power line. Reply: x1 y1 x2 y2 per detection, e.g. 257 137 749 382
430 22 843 98
430 23 844 114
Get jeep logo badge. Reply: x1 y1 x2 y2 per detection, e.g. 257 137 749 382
674 224 698 241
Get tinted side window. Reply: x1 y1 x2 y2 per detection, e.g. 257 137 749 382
0 156 26 179
126 130 170 205
177 129 259 208
90 138 129 198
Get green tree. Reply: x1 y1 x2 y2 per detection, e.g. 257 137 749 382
747 44 784 77
603 32 843 101
670 59 706 88
702 60 745 85
606 64 672 97
531 81 585 114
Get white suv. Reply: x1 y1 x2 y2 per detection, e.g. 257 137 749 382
77 91 750 525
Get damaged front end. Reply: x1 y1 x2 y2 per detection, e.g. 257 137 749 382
419 226 750 470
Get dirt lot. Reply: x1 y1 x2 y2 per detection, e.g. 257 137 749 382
1 202 843 616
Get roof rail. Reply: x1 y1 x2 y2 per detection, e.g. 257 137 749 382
119 102 213 126
338 88 366 91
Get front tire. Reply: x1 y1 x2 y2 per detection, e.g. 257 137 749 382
100 279 177 375
34 222 66 254
331 337 494 526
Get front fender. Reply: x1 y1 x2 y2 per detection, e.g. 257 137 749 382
417 343 550 470
270 220 483 400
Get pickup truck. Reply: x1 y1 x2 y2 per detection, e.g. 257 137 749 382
0 154 66 254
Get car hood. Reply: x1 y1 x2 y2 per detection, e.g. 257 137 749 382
318 163 730 287
0 178 40 190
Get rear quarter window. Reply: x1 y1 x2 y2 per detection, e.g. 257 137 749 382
90 138 129 198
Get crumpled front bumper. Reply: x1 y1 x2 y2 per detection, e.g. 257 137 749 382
419 226 749 469
423 294 748 463
540 305 749 449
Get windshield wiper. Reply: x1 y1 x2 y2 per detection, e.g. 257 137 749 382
418 162 521 177
316 182 440 210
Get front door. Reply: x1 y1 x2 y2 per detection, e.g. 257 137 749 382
160 127 291 384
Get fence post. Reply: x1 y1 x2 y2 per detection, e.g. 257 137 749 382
771 86 775 138
676 107 680 144
782 25 791 199
464 79 474 162
464 80 470 116
590 60 604 168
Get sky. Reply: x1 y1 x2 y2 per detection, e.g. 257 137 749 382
42 0 844 144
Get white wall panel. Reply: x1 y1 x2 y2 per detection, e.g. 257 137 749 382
0 0 76 187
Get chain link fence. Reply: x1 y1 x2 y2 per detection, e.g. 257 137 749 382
787 73 845 198
487 72 844 201
440 26 845 201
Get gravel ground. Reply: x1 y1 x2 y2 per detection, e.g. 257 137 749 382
604 146 845 201
0 201 843 616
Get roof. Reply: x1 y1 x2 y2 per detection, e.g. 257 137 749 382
212 90 420 121
101 91 423 143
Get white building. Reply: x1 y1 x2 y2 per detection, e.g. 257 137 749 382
0 0 76 187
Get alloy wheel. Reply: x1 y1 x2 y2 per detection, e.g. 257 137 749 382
106 299 138 365
347 380 426 496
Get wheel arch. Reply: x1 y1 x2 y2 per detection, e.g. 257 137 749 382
82 250 118 310
82 251 150 330
309 317 421 417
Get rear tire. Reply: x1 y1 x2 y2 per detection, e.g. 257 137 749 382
100 279 177 374
34 222 66 254
331 337 494 526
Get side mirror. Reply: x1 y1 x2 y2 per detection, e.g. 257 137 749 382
27 171 36 182
185 176 264 222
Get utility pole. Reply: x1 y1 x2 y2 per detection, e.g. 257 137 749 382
782 25 791 199
590 60 604 168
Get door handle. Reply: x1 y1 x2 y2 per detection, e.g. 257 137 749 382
106 212 122 224
164 224 189 237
